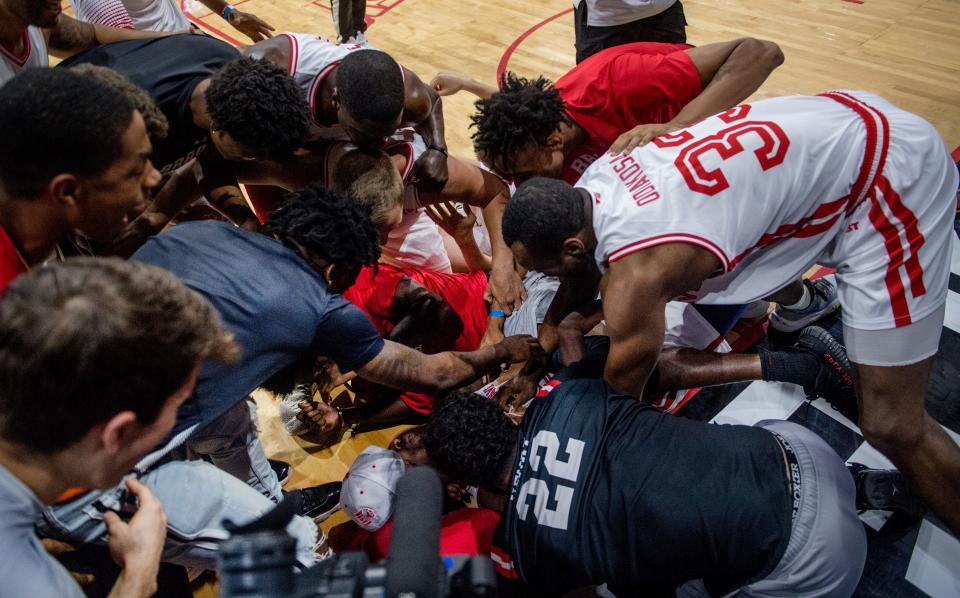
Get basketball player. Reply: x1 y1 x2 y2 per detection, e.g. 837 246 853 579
0 68 161 291
424 379 868 596
233 135 525 304
434 36 782 183
61 34 310 229
0 0 190 85
502 91 960 534
242 33 450 192
70 0 274 42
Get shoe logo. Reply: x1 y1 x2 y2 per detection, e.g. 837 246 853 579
892 485 899 496
823 352 855 386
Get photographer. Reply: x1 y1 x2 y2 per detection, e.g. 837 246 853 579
0 258 239 597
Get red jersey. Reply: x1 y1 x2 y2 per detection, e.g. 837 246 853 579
0 225 27 294
555 42 701 183
343 264 489 413
329 507 501 562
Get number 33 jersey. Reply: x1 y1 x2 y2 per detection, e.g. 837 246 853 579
492 377 791 596
583 91 957 320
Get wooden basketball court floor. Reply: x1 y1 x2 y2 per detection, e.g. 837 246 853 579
96 0 960 595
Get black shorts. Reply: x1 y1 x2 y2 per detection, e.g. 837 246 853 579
574 0 687 63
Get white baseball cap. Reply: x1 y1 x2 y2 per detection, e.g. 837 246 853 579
342 446 406 531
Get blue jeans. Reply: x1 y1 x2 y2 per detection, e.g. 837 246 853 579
38 401 316 570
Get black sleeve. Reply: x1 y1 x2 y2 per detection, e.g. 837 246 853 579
549 335 611 382
313 297 385 373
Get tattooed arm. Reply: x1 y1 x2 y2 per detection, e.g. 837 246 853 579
356 337 541 395
46 14 187 59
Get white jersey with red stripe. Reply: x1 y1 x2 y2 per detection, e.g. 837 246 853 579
71 0 189 31
585 91 957 331
280 32 391 132
379 131 451 272
0 27 47 86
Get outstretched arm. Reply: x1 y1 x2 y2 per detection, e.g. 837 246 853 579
610 38 784 152
429 71 498 99
46 14 187 58
357 336 541 394
197 0 275 42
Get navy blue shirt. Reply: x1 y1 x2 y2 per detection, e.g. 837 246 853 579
61 34 239 175
132 221 384 436
494 377 791 596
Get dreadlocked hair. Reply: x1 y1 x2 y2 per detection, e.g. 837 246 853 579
262 183 381 273
424 390 516 488
470 72 568 167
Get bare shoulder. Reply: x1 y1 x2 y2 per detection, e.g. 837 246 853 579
240 35 291 70
606 242 718 300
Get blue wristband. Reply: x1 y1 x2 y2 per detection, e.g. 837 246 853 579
489 309 505 318
221 4 234 20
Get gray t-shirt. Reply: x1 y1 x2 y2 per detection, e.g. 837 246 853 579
0 464 85 598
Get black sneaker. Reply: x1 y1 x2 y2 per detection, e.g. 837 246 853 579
795 325 858 420
286 481 342 522
269 459 291 486
848 463 926 518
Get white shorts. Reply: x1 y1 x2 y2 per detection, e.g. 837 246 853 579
822 92 956 365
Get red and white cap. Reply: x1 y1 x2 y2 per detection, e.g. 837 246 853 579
341 446 406 531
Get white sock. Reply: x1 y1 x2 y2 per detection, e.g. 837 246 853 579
782 282 812 311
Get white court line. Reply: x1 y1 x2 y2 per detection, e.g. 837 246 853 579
906 519 960 598
945 291 960 334
709 381 806 426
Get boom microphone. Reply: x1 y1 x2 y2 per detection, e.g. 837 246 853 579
385 467 445 597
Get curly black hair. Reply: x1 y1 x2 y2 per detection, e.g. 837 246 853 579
337 50 405 124
502 177 585 258
470 72 568 169
262 183 381 273
424 390 516 488
205 57 310 159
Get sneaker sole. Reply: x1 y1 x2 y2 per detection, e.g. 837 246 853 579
799 325 853 372
309 502 341 523
769 299 841 332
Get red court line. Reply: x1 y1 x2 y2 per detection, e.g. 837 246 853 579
496 8 574 81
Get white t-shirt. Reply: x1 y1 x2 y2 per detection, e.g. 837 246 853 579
0 27 48 86
574 0 677 27
70 0 189 32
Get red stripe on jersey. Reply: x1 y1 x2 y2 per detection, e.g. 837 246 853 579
490 546 518 579
608 233 731 272
284 34 299 77
867 186 912 326
819 91 887 215
875 177 926 298
535 378 562 398
0 30 30 66
876 174 927 298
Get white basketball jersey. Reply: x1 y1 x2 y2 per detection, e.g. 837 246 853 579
0 27 48 86
585 92 885 305
71 0 188 32
279 33 374 124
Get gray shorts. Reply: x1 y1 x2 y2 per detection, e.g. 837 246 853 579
678 420 867 597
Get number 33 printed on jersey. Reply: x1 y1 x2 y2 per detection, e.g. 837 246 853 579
653 105 790 196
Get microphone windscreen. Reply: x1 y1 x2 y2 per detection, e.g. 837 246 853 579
385 467 444 598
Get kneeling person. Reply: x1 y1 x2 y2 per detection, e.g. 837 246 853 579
425 380 868 596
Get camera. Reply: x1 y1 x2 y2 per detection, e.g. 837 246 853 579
218 468 498 597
